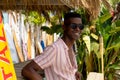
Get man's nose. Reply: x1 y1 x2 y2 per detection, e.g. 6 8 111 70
75 26 80 30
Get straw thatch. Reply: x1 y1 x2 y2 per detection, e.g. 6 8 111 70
78 0 113 20
0 0 112 21
0 0 74 12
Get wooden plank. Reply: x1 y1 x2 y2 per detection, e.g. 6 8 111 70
14 60 31 80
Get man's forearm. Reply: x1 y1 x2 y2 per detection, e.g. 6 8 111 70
22 68 43 80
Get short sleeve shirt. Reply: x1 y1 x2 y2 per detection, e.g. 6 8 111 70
34 38 78 80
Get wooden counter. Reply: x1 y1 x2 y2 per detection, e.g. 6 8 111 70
14 60 31 80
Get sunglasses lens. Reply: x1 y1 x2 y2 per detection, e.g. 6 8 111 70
69 24 84 30
70 24 77 29
78 24 84 30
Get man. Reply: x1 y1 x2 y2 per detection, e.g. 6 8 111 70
22 12 84 80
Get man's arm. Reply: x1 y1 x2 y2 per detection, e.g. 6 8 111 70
21 60 43 80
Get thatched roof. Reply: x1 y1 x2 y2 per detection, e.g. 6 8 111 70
0 0 74 11
0 0 113 21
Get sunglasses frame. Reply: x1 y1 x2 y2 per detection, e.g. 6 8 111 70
68 23 84 30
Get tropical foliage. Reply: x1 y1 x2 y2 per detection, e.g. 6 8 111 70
41 12 63 35
76 2 120 80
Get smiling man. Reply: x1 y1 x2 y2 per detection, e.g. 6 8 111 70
22 12 84 80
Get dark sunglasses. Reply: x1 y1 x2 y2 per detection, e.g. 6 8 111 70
69 23 84 30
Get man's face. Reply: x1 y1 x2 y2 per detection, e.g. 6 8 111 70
64 18 83 40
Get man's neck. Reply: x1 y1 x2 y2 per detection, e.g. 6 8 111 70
61 36 75 48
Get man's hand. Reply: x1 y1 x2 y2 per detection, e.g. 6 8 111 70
75 71 81 80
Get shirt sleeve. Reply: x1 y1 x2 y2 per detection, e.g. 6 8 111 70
34 45 56 69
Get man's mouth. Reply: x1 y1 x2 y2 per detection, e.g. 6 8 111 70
74 32 80 35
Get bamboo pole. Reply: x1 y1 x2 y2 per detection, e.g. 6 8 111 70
99 32 104 80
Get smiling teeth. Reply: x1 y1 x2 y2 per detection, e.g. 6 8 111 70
75 33 79 35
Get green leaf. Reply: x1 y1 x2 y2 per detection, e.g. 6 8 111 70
108 64 120 70
115 20 120 27
106 41 120 51
109 27 120 34
26 11 46 25
99 12 112 24
91 42 100 58
41 26 52 34
108 73 113 80
41 24 63 35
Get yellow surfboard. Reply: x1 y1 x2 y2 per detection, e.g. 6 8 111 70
0 17 17 80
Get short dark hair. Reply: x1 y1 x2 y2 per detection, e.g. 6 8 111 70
64 12 81 25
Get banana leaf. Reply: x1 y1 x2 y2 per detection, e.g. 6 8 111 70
108 64 120 70
41 24 63 35
98 12 112 24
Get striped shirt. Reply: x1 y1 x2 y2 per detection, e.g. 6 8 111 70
34 38 78 80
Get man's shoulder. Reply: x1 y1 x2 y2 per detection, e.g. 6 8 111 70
53 38 63 45
45 38 63 50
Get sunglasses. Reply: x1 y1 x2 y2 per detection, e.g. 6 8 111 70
68 23 84 30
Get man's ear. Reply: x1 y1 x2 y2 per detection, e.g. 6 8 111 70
62 24 66 30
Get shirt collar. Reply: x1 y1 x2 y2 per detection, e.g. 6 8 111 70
59 38 69 50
